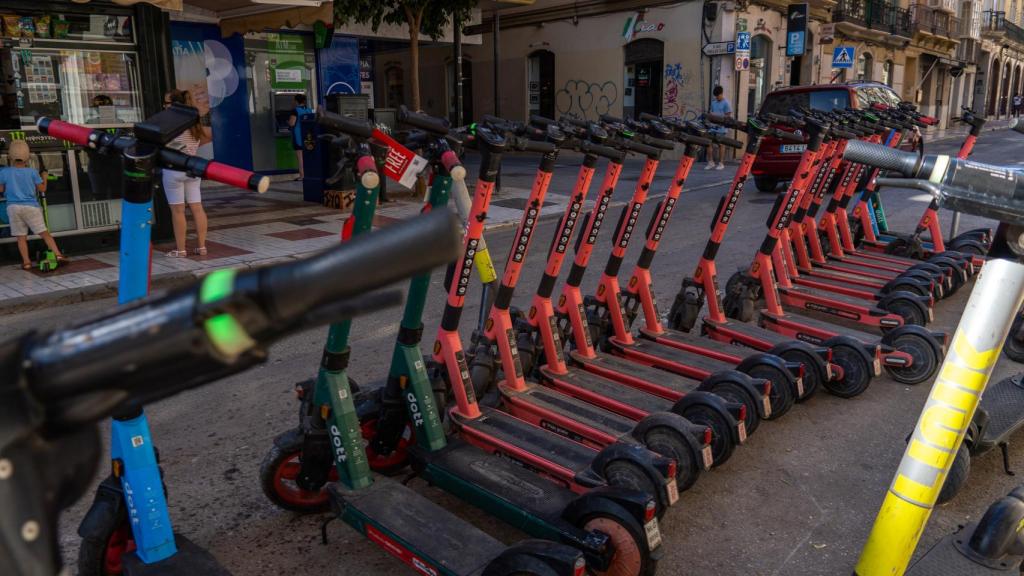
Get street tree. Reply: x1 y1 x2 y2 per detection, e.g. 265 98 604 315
333 0 474 112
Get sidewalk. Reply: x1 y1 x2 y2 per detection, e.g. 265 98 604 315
924 117 1013 143
0 179 591 314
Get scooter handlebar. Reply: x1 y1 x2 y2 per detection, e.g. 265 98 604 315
398 105 451 135
772 129 805 144
842 139 921 176
36 118 94 146
706 114 740 129
316 109 374 139
579 140 627 162
709 134 743 148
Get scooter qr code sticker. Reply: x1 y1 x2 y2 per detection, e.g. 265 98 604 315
644 519 663 550
131 435 145 448
666 478 679 505
702 445 714 470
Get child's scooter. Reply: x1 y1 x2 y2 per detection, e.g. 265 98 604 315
36 189 59 273
37 108 269 576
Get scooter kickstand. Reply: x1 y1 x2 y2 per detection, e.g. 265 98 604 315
1000 442 1016 476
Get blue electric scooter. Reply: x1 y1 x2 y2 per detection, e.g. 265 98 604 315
37 106 268 575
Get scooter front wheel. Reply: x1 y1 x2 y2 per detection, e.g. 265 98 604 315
259 430 336 513
601 460 659 510
1004 314 1024 363
77 503 133 576
581 515 653 576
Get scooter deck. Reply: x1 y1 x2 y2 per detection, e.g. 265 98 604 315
328 477 508 575
780 284 892 314
817 256 904 278
978 374 1024 449
416 438 580 519
122 534 231 576
703 318 801 347
760 310 881 345
905 526 1017 575
468 408 600 475
569 350 703 396
792 272 887 294
540 364 678 417
640 326 761 360
609 337 737 377
504 383 644 438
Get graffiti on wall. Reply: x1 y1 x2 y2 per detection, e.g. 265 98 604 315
663 63 699 121
555 80 618 119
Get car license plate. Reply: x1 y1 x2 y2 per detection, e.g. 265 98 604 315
738 421 748 443
666 478 679 505
644 519 663 550
702 445 714 470
781 144 806 153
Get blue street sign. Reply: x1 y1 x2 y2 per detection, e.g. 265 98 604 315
787 31 805 56
832 46 855 69
736 31 751 52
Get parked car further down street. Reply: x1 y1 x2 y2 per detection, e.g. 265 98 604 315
751 81 907 193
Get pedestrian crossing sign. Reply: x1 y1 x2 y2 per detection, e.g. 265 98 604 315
832 46 854 69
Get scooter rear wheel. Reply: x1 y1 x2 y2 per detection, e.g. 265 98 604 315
642 426 701 492
743 363 795 419
884 332 941 385
601 460 659 509
707 379 761 436
770 346 824 400
936 442 971 505
680 405 736 467
883 295 929 327
582 515 653 576
823 344 872 398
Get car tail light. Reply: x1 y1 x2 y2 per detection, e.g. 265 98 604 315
645 500 657 522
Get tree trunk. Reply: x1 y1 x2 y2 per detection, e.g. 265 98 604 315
409 18 421 111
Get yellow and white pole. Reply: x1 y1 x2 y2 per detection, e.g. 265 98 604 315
856 258 1024 576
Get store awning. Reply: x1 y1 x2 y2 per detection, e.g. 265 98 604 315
218 5 331 37
111 0 185 10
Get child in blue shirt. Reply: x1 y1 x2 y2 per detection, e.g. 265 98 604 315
1 140 67 270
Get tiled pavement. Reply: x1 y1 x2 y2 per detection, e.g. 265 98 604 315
0 181 590 312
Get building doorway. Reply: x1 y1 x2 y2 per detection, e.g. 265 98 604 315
988 58 1000 116
624 39 664 120
527 50 555 119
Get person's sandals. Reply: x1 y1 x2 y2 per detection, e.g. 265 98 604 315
21 262 32 271
167 249 188 258
56 255 70 264
193 246 208 256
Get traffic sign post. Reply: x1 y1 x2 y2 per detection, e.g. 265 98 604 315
786 4 808 57
832 46 855 69
735 31 751 71
702 41 736 56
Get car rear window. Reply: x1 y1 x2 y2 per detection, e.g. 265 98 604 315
759 89 850 116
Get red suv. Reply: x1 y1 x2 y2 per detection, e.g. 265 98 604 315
751 81 904 192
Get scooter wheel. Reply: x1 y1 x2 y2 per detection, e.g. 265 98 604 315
259 431 337 513
824 344 872 398
680 405 736 467
883 296 929 327
707 379 760 436
744 363 795 419
888 279 930 298
361 417 414 474
581 514 654 576
884 332 940 385
601 460 659 511
936 442 971 505
642 426 701 492
771 347 823 400
1005 315 1024 363
78 505 133 576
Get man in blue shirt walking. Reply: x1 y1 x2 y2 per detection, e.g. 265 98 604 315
706 85 733 170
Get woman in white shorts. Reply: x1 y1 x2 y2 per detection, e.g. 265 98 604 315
162 90 208 257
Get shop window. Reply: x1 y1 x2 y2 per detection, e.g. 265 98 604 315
857 53 873 81
882 60 894 86
623 39 664 120
748 35 772 114
386 66 405 109
527 50 555 120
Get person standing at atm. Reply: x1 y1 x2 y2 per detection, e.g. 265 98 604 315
288 94 312 180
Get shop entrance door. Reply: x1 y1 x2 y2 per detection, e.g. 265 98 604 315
527 50 555 119
624 39 663 120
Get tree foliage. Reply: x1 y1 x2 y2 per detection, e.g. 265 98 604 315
333 0 476 111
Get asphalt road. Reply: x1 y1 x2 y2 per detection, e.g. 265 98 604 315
5 129 1023 575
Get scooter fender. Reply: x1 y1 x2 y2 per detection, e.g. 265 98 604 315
631 411 706 461
880 324 946 359
881 274 933 295
562 486 655 539
670 390 742 446
77 475 126 539
734 352 798 392
588 441 675 517
483 539 588 576
699 370 769 420
878 291 932 323
822 334 877 371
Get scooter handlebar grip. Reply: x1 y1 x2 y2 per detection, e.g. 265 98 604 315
600 113 626 125
620 139 661 157
205 161 270 193
638 112 662 123
264 210 461 321
580 141 626 162
530 114 556 127
440 149 465 179
398 105 451 135
715 135 744 148
560 115 590 128
842 140 919 176
645 135 676 150
36 118 95 147
316 109 374 139
774 130 804 143
519 139 557 154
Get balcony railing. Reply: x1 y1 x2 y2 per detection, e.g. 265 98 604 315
984 11 1024 46
912 2 960 38
834 0 913 38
